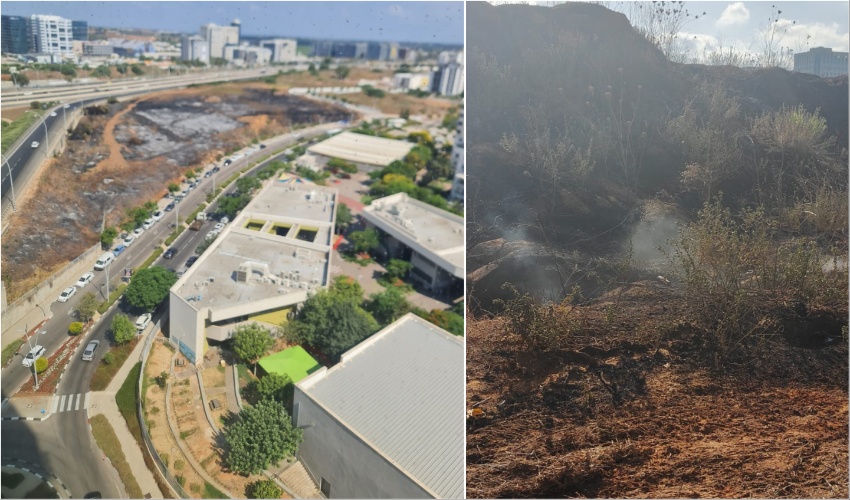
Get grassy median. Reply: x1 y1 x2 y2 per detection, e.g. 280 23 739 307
90 336 139 391
90 413 144 498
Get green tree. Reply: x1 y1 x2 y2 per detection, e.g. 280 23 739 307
246 479 282 499
400 108 410 120
168 182 180 193
77 292 99 323
334 65 350 79
224 399 302 475
366 287 411 326
92 65 112 78
124 266 178 312
327 158 357 174
384 259 412 281
348 228 379 253
319 57 331 71
335 203 352 234
419 309 464 336
331 275 364 302
236 175 262 195
232 323 274 375
131 65 144 76
217 193 251 218
252 372 292 403
14 72 30 87
112 314 136 344
285 290 379 362
101 227 118 248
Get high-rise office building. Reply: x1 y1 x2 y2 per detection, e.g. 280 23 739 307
201 23 239 60
181 34 209 63
71 20 88 41
1 15 31 54
260 38 297 63
30 14 74 55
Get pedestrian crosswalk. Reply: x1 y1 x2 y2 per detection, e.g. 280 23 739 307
51 393 90 414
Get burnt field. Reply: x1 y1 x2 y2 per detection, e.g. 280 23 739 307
2 85 351 300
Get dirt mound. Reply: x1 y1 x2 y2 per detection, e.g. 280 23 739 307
466 288 849 498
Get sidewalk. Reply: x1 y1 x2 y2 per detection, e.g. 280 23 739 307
88 327 165 499
1 464 71 499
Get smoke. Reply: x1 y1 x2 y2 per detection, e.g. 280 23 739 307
627 213 682 269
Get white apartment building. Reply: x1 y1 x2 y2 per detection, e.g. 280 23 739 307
30 14 74 56
794 47 849 78
201 23 239 60
260 38 298 63
450 109 464 202
432 51 464 97
181 35 209 63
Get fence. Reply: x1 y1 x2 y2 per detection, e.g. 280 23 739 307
137 320 189 499
1 242 101 334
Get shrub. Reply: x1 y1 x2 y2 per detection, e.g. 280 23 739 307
247 479 282 499
175 475 186 487
155 371 169 388
68 322 84 336
35 357 48 374
174 459 185 471
107 96 118 104
102 352 115 365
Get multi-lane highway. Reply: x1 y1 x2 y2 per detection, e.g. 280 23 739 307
0 123 342 498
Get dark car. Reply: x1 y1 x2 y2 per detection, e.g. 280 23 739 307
212 166 221 173
259 144 266 149
83 492 102 499
223 159 232 166
204 171 212 178
185 256 198 267
164 247 179 259
164 202 175 212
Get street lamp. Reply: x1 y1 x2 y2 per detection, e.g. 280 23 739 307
40 116 50 159
1 152 16 210
21 325 47 390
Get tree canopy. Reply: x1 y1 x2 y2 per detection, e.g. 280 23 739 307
112 314 136 344
252 372 293 403
246 479 282 499
232 323 274 374
367 287 411 326
348 228 379 253
124 266 178 312
335 203 353 234
77 292 99 323
224 399 302 475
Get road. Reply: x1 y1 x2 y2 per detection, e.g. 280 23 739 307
0 123 341 498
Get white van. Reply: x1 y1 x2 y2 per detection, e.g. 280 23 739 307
93 252 115 270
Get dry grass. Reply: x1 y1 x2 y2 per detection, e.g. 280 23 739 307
337 91 458 117
1 106 31 121
90 414 145 498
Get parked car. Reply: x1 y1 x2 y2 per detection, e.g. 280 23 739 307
151 210 164 222
133 227 144 237
135 313 152 332
174 195 184 204
81 340 100 361
58 286 77 303
76 272 94 288
220 216 230 224
164 203 175 212
22 345 46 368
112 244 126 256
214 222 225 232
212 166 221 173
259 144 266 149
50 112 57 117
189 219 204 231
204 171 212 178
164 247 179 259
185 256 198 267
123 234 136 246
31 141 39 148
142 218 154 230
223 159 232 166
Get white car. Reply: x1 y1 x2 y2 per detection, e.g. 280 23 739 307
76 272 94 288
31 141 39 148
81 340 100 362
214 222 225 232
22 345 46 368
123 234 136 246
207 230 219 240
151 210 164 222
142 218 154 230
133 227 145 237
58 286 76 303
63 104 70 109
220 216 230 224
50 112 57 117
135 313 152 332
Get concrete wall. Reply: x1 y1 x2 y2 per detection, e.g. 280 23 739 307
293 385 434 499
168 292 203 364
1 242 100 339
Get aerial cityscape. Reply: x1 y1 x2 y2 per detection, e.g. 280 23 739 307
0 2 463 499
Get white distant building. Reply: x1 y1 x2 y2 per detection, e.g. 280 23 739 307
794 47 849 78
168 180 337 365
361 193 463 296
431 51 464 96
30 15 74 56
450 109 464 202
181 35 209 63
260 38 297 63
294 313 464 499
305 131 415 172
201 23 239 60
392 72 431 92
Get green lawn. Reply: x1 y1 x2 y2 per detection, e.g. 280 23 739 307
97 283 128 314
2 339 25 366
1 110 44 154
90 336 139 391
89 414 144 498
204 481 228 499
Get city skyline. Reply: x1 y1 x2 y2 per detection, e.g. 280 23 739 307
0 1 464 44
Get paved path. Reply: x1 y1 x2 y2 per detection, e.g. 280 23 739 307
87 328 165 499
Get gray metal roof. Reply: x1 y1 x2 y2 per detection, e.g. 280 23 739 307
299 313 464 498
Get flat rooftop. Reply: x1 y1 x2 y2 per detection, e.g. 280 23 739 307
298 314 464 499
173 181 336 312
307 131 414 168
361 193 464 277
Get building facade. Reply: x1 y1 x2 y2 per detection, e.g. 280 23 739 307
30 14 74 56
432 51 464 96
71 20 88 41
201 23 239 60
181 35 209 63
794 47 849 78
293 313 464 499
1 15 30 54
260 38 297 63
450 109 464 202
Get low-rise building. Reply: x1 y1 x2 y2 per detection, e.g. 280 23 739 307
293 313 464 499
794 46 849 78
361 193 463 297
304 131 414 172
168 180 337 364
450 109 464 202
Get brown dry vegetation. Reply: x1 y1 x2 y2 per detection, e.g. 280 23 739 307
2 84 350 300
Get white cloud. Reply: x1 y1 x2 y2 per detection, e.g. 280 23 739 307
678 32 722 56
777 19 850 52
717 2 750 27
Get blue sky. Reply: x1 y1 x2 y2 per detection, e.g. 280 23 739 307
1 1 464 44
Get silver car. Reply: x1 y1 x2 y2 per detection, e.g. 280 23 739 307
81 340 100 362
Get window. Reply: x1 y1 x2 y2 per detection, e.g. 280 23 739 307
320 478 331 498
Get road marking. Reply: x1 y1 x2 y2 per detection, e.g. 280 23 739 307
51 396 59 413
84 392 91 409
75 393 81 411
65 395 73 412
1 398 8 410
59 395 66 411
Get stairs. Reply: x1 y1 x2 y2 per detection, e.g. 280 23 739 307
273 460 322 499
